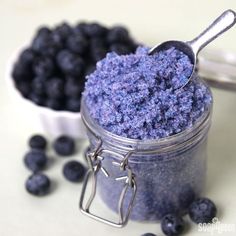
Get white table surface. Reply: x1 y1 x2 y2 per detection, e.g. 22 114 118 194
1 1 236 235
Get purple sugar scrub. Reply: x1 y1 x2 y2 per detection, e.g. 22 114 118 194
81 46 213 222
84 47 211 140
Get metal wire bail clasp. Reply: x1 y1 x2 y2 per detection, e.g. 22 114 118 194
79 139 137 228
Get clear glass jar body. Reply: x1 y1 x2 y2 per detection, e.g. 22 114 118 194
81 87 212 222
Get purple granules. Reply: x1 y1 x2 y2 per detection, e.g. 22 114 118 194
97 141 207 221
84 46 212 140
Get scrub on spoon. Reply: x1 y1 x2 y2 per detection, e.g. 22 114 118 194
149 9 236 89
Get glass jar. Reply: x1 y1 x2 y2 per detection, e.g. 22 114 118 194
79 84 213 228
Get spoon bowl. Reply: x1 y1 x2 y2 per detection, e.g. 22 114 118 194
149 9 236 89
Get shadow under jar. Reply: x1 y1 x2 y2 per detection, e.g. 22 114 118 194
80 88 213 226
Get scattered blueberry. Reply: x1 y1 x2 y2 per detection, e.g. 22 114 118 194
25 173 51 196
189 198 217 224
29 134 47 150
53 135 75 156
161 214 185 236
24 150 47 172
63 160 86 182
12 21 138 112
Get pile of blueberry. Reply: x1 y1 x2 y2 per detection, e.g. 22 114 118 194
141 198 217 236
24 134 86 196
12 22 138 112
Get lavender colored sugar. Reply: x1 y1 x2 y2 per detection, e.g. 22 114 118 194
84 47 212 140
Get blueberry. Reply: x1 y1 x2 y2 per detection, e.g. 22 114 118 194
53 135 75 156
90 47 107 62
24 150 47 172
32 33 54 57
65 78 83 97
32 76 46 95
29 134 47 150
33 57 54 78
89 37 107 51
56 50 70 65
63 160 86 182
141 234 157 236
19 48 35 65
73 22 88 36
15 81 31 98
189 198 217 224
33 26 64 57
29 93 46 106
85 65 96 76
66 34 88 54
110 43 132 55
25 173 50 196
161 214 185 236
46 78 64 98
51 31 65 48
46 98 63 111
84 23 108 37
36 26 51 36
57 50 85 77
12 61 32 81
66 97 81 112
54 22 72 40
107 26 129 44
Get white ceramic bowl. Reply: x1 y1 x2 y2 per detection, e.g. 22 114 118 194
5 47 87 139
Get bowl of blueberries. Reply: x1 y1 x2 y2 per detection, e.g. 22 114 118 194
7 21 138 138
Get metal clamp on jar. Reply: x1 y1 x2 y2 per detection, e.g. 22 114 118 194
80 138 137 228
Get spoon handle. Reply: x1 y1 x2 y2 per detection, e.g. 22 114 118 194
188 9 236 55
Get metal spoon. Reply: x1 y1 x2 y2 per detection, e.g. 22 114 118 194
149 9 236 89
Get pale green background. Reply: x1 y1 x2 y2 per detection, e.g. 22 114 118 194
1 1 236 236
